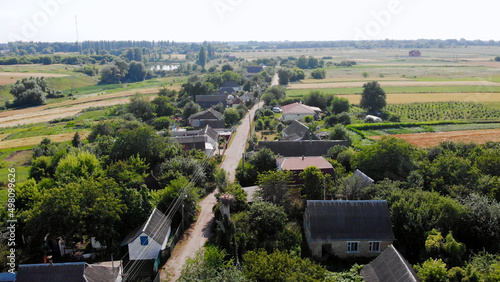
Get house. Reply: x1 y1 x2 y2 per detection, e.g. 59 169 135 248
361 245 419 282
409 50 421 57
195 95 227 109
221 81 241 91
239 91 254 102
121 208 171 261
281 120 319 141
16 261 123 282
173 125 219 156
303 200 395 259
260 140 349 157
188 108 225 129
246 66 265 75
276 156 334 184
218 87 236 95
281 102 322 121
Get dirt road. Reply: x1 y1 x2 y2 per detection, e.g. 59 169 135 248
159 74 276 281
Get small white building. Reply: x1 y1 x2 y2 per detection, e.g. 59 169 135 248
121 208 171 261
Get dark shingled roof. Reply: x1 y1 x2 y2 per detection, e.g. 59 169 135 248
16 262 86 282
361 245 419 282
189 108 223 120
218 87 236 95
246 66 264 73
305 200 395 241
221 81 239 88
258 140 350 157
282 120 318 141
121 208 170 246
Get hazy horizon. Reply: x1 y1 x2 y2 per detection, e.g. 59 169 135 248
1 0 498 44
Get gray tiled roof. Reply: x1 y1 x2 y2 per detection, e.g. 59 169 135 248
361 245 419 282
121 208 170 246
305 200 395 241
189 108 223 120
282 120 318 141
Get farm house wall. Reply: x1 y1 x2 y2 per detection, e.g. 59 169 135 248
128 232 162 261
310 240 393 259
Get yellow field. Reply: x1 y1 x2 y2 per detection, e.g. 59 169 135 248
287 80 500 89
338 92 500 104
0 72 69 85
0 131 90 149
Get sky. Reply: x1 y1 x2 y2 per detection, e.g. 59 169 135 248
0 0 498 43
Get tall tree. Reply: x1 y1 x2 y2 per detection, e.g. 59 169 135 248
360 81 386 114
197 46 207 68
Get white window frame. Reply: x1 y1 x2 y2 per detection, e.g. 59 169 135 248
347 241 359 253
369 241 381 252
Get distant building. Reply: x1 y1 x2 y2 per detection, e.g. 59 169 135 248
304 200 395 259
281 120 319 141
259 140 349 157
173 125 219 156
276 156 334 184
281 102 322 121
409 50 421 57
195 95 227 109
246 66 265 74
221 81 241 91
188 108 225 129
361 245 419 282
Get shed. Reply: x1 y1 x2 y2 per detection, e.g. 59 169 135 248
121 208 171 261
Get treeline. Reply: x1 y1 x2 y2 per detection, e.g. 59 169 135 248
247 38 500 49
0 54 114 65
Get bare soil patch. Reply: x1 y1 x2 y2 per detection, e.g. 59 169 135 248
287 80 500 89
370 129 500 147
0 72 69 85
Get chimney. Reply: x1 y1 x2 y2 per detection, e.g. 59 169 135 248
302 155 304 161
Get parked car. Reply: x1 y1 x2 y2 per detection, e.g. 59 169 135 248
272 107 283 113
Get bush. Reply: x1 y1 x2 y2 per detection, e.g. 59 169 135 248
311 68 326 79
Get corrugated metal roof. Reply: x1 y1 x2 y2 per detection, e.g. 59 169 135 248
361 245 419 282
305 200 395 241
121 208 170 246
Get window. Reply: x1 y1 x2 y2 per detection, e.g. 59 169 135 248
347 241 359 253
140 236 149 246
369 241 381 252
